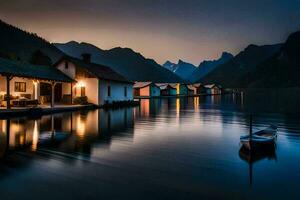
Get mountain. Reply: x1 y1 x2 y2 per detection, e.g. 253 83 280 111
189 52 233 82
241 31 300 88
163 60 178 72
199 43 282 88
55 41 183 83
162 60 196 80
0 19 63 63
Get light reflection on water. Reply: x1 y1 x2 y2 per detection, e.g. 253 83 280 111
0 95 300 199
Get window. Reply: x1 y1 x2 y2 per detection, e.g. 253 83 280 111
15 82 26 92
81 87 86 96
107 85 111 97
65 61 69 69
124 86 127 97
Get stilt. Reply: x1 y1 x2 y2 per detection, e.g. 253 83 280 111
70 82 73 105
51 81 56 108
6 75 13 109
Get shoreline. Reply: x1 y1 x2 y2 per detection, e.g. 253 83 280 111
0 101 139 119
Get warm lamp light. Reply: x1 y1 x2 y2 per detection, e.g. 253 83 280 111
32 80 39 85
75 80 85 88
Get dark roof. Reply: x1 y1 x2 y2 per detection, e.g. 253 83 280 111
0 57 74 82
55 56 132 83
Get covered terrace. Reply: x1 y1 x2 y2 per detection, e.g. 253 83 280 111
0 57 75 109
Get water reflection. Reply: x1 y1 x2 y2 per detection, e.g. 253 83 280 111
0 95 300 199
239 146 277 186
0 108 135 158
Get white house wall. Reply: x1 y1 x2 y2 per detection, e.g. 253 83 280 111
62 82 72 96
99 80 133 105
83 78 99 105
0 76 34 99
62 78 99 105
56 61 76 79
56 60 134 106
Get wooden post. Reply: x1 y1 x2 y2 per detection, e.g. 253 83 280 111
70 82 73 105
51 81 56 108
33 80 39 100
6 75 13 109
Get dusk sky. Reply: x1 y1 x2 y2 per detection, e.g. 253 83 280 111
0 0 299 65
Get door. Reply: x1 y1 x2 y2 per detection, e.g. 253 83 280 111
54 83 62 103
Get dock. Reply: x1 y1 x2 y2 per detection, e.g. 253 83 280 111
0 104 97 118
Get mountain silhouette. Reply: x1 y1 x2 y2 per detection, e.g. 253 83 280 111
55 41 183 82
163 60 178 72
199 43 282 87
162 59 197 80
0 19 63 63
240 31 300 87
189 52 233 82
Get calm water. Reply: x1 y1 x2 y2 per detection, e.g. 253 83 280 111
0 94 300 199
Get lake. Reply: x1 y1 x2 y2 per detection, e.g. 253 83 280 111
0 94 300 199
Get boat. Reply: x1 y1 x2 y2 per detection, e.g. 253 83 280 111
240 125 278 150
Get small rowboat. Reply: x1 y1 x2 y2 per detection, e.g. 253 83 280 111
240 125 278 150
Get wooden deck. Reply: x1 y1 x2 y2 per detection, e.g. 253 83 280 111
0 104 97 118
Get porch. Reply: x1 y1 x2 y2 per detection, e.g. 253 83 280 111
0 75 76 109
0 57 76 110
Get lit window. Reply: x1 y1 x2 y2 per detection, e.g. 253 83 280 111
15 82 26 92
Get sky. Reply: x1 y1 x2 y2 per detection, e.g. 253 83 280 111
0 0 300 65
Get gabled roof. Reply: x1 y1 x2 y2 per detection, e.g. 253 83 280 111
187 85 196 91
158 85 168 90
0 57 74 82
54 56 132 83
133 82 152 89
157 83 177 90
193 83 204 88
168 83 178 89
155 83 168 87
205 84 222 89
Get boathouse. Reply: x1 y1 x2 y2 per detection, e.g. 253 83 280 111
0 57 74 109
179 84 195 96
158 84 177 96
193 83 207 95
54 54 133 106
133 82 161 97
205 84 222 95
